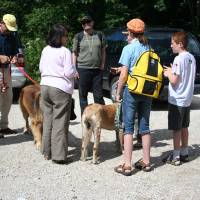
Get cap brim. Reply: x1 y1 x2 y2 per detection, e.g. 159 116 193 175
5 24 17 31
122 31 128 35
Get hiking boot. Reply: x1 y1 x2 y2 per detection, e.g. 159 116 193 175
180 154 189 162
162 153 181 166
0 128 17 134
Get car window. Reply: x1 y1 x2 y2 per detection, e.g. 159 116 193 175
187 35 200 55
145 32 173 64
105 30 126 41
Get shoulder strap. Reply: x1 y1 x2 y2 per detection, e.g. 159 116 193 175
94 31 103 42
77 31 84 54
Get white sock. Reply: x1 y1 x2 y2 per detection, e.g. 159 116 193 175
181 147 189 156
173 150 180 159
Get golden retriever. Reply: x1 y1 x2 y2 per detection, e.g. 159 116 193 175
19 84 77 150
19 84 43 149
80 103 123 164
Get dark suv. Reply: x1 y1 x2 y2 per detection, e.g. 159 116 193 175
102 27 200 99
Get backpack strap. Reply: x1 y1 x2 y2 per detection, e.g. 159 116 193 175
77 31 84 54
114 103 123 130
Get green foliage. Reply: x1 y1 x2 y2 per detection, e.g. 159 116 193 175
105 2 130 27
24 3 74 39
24 38 45 82
1 0 199 81
154 0 166 11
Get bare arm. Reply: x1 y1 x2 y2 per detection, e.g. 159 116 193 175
0 55 10 64
100 47 106 70
72 52 77 67
164 66 179 86
116 66 128 102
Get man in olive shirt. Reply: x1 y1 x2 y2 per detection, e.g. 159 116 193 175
72 15 107 114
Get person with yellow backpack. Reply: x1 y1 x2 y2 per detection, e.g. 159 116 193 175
114 18 156 176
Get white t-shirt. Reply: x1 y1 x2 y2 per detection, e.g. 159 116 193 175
168 51 196 107
39 45 77 94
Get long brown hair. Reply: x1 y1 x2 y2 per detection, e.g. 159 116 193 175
130 32 148 45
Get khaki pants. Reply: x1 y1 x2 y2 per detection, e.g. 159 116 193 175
41 85 72 161
0 67 13 130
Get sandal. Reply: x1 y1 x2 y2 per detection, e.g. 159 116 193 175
134 159 151 172
114 163 133 176
44 155 51 160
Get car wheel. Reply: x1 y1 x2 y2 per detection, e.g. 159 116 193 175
110 76 119 101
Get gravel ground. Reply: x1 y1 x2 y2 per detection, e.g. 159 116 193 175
0 90 200 200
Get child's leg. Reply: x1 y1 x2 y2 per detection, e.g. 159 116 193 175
173 129 181 159
142 133 151 164
181 127 189 148
180 128 189 159
181 107 190 157
124 134 133 167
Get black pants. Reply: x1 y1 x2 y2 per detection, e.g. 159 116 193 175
78 68 105 114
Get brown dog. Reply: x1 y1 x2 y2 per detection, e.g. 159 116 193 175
19 84 77 150
19 84 43 149
80 103 123 164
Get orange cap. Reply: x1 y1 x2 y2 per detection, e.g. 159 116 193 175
127 18 145 33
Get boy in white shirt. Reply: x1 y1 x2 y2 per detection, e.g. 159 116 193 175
163 31 196 165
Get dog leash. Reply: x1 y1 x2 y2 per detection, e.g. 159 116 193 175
114 102 123 131
0 61 11 93
16 63 38 84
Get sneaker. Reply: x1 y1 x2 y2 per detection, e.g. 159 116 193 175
180 154 189 162
162 153 181 166
134 159 151 172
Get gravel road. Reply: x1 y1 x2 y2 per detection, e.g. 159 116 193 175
0 90 200 200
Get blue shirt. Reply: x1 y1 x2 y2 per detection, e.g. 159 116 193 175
119 38 149 73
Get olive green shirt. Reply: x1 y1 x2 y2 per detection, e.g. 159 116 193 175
72 31 107 69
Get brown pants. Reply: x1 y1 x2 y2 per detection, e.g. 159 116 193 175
0 67 13 130
41 85 72 161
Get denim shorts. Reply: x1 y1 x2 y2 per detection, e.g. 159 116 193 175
122 87 152 135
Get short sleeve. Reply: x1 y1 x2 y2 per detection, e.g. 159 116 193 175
72 34 79 53
118 46 131 68
172 56 181 75
63 48 77 78
100 32 107 48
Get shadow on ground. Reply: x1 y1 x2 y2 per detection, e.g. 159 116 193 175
68 131 121 164
0 130 33 146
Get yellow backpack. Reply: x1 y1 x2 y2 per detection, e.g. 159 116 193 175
127 50 163 98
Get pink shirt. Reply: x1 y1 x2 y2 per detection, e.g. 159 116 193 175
39 45 77 94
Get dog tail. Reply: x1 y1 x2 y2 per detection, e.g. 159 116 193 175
19 88 27 116
34 91 42 121
84 118 91 129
